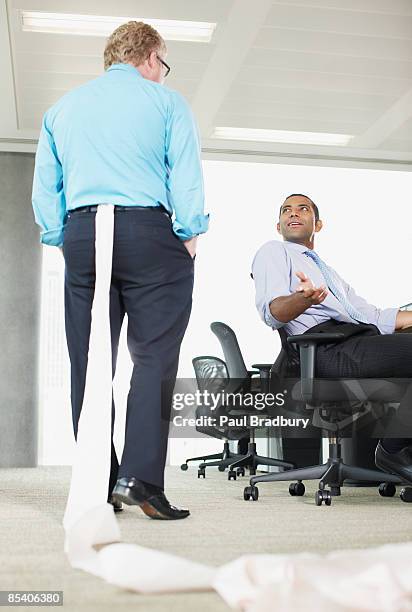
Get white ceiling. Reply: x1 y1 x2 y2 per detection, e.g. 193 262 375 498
1 0 412 169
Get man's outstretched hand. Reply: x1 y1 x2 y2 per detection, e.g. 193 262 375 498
295 271 328 304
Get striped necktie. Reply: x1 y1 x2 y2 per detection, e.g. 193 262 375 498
304 249 369 324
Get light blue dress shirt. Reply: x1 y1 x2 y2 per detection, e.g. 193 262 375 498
32 62 209 246
252 240 398 336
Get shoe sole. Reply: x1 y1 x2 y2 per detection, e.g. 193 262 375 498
112 486 189 520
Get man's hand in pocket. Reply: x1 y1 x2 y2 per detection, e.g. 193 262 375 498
183 236 197 259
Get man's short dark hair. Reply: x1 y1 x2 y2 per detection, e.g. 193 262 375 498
280 193 319 222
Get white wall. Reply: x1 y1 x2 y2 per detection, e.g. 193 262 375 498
38 160 412 465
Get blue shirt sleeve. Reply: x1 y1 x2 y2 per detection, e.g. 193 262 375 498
165 91 209 241
252 242 291 329
32 111 66 247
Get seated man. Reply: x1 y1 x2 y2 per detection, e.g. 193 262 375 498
252 192 412 483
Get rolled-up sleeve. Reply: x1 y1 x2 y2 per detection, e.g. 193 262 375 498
32 112 66 247
165 91 209 241
340 277 398 335
252 242 291 329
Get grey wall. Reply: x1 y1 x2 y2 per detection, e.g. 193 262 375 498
0 152 41 466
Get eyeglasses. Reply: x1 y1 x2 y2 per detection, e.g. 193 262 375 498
156 55 171 78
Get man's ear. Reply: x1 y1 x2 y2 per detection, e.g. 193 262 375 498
276 222 281 234
315 219 323 233
147 50 157 69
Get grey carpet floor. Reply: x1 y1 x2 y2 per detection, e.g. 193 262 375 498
1 465 412 612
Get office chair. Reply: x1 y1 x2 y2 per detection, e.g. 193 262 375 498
180 356 246 476
243 328 412 505
209 321 295 479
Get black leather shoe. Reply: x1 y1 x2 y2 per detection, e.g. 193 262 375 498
112 477 190 520
108 495 123 512
375 442 412 484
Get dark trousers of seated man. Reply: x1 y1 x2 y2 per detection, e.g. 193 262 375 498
315 323 412 452
63 207 194 498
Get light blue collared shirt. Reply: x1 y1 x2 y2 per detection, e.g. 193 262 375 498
252 240 398 336
32 62 209 246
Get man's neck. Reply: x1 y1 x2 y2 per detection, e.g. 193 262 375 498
283 238 315 250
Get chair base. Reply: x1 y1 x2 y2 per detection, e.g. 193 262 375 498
250 456 402 490
181 441 243 474
245 443 407 505
223 442 295 480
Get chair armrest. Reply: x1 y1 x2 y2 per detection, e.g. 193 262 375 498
250 364 272 392
251 363 272 374
286 333 345 401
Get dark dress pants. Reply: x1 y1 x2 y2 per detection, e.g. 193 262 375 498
315 327 412 444
63 207 194 494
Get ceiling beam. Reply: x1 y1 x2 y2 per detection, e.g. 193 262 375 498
351 86 412 149
191 0 273 138
0 0 18 135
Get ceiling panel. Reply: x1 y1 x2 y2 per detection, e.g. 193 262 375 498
379 139 412 152
269 0 412 16
2 0 412 165
235 66 411 96
16 50 205 80
265 5 412 39
214 112 366 136
254 28 412 62
218 98 383 124
244 47 412 81
224 85 396 112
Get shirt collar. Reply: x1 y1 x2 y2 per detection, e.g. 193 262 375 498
106 63 143 78
282 240 312 254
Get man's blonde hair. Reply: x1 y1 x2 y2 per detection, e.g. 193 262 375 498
104 21 166 70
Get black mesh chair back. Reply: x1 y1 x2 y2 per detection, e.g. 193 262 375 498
192 355 249 440
192 355 228 393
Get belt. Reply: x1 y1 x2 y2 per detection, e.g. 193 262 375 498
69 205 171 218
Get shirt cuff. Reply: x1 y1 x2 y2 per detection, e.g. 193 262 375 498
377 307 399 335
173 213 209 241
263 299 286 330
40 226 65 247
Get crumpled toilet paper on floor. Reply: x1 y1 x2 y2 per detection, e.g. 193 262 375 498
62 205 412 612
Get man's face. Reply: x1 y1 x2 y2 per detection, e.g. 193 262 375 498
277 195 321 244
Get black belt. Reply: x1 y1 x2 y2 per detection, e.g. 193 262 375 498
69 205 171 218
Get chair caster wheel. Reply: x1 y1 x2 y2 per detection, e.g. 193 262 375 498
197 468 205 479
400 487 412 503
236 467 245 477
228 470 237 481
218 465 226 472
180 463 189 471
379 482 396 497
289 482 305 497
244 485 259 501
315 489 331 506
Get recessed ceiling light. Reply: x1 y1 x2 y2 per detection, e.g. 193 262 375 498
213 127 353 146
21 11 216 43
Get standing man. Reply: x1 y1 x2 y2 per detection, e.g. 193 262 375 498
252 193 412 482
32 21 208 520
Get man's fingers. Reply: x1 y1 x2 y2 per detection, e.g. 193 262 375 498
312 286 329 303
295 271 307 282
